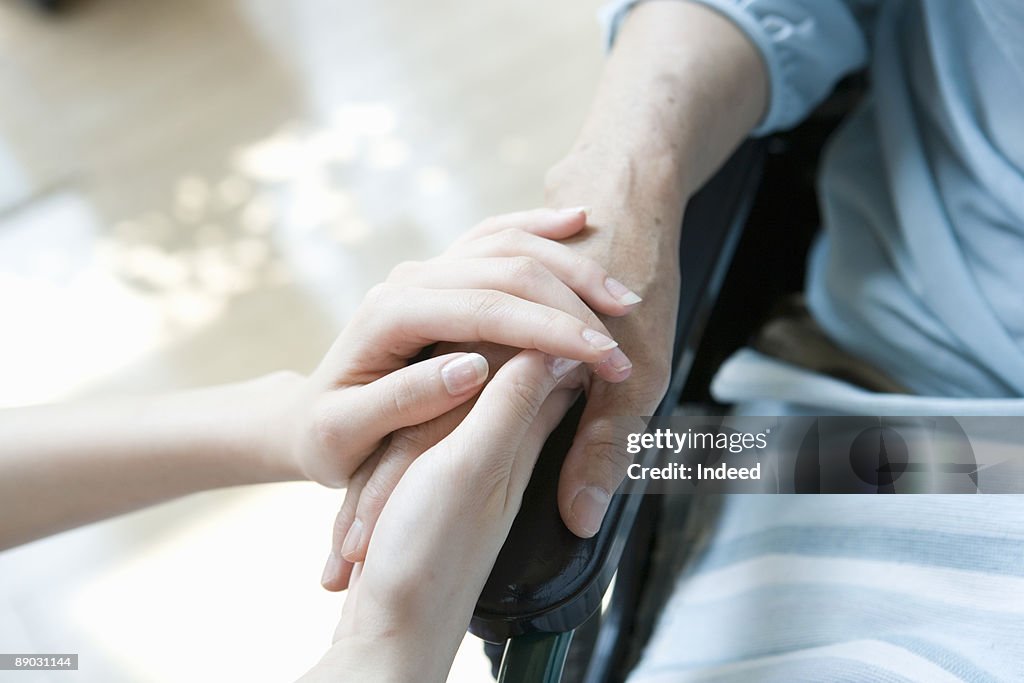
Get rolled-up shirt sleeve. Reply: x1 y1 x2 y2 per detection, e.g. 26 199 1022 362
600 0 871 136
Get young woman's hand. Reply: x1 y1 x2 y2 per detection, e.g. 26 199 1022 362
300 351 583 683
0 211 625 549
277 208 639 490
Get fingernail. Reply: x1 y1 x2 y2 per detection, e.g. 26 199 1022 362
340 518 364 561
560 205 590 216
570 486 611 537
321 551 341 587
442 353 488 395
582 328 617 351
604 277 642 306
547 356 583 380
605 347 632 374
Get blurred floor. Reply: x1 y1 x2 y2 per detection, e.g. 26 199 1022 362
0 0 606 680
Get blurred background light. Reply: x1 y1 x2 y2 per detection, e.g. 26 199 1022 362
0 0 605 680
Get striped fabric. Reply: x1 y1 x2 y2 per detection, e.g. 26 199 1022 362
601 0 1024 678
627 495 1024 682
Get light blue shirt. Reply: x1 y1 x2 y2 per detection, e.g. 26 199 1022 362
606 0 1024 398
601 4 1024 681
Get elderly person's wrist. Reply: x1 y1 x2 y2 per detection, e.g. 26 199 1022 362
543 152 686 298
545 147 688 229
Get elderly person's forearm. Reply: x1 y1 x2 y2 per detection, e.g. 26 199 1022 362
549 0 768 230
539 0 769 537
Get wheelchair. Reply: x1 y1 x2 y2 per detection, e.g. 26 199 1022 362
472 78 866 683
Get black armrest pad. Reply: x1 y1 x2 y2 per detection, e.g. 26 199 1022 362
471 141 765 642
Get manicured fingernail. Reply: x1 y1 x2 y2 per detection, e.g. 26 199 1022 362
547 356 582 380
340 519 364 561
570 486 611 537
606 347 632 374
321 551 341 586
560 205 590 216
582 328 617 351
604 277 642 306
441 353 488 395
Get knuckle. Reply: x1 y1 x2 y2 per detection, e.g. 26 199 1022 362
475 215 501 235
307 398 358 486
389 425 433 457
543 306 569 330
465 463 514 513
571 253 600 281
310 396 344 450
380 372 419 419
507 255 543 283
612 343 672 402
467 290 507 321
503 376 547 424
364 281 394 307
387 260 419 283
356 451 417 517
496 227 526 249
580 427 633 481
332 498 357 536
357 474 397 514
613 373 668 413
433 439 512 512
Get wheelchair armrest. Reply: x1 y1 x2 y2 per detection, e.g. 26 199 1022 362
470 141 765 643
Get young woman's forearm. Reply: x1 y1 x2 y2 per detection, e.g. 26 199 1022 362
0 372 304 549
0 208 636 553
